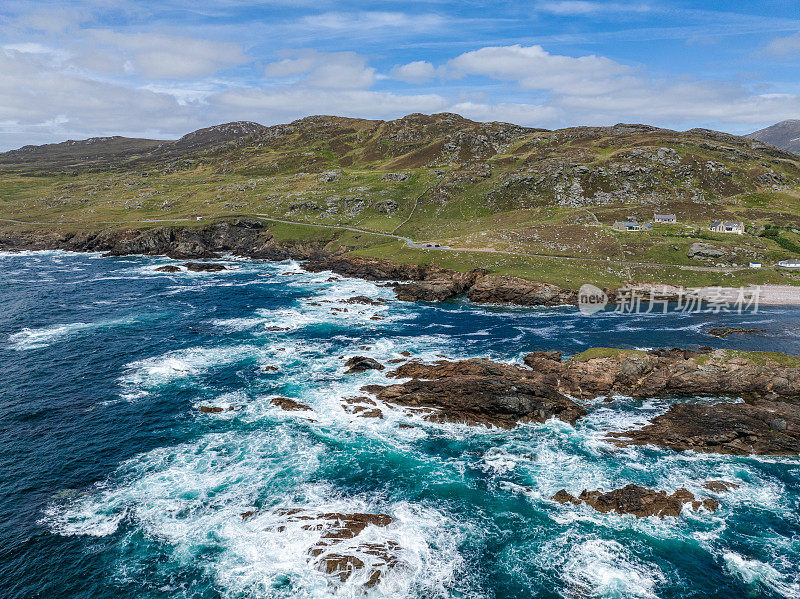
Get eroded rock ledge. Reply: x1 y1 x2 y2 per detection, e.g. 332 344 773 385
0 220 615 307
552 484 718 517
360 349 800 453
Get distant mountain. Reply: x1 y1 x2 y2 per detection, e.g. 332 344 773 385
0 121 268 171
747 120 800 154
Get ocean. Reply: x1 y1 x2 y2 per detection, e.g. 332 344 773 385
1 250 799 598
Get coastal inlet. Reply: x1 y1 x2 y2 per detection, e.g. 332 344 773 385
1 250 799 598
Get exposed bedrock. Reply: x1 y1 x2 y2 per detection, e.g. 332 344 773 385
361 349 800 453
552 484 719 517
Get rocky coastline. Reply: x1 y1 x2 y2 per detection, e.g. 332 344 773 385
350 348 800 455
0 219 617 307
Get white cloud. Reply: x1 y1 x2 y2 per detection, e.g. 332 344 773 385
765 33 800 57
536 1 652 16
392 60 436 84
90 31 246 79
446 44 637 96
300 11 446 33
265 50 376 90
0 47 202 147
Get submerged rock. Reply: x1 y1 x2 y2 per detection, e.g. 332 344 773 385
552 484 718 517
703 480 740 492
344 356 385 373
271 511 399 587
707 327 765 338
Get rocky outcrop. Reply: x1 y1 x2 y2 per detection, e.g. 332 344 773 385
274 511 398 587
552 484 718 517
0 220 593 307
184 262 226 272
344 356 385 373
707 327 765 338
607 400 800 455
270 397 311 411
367 349 800 450
467 276 579 306
0 220 326 261
363 358 587 428
521 348 800 401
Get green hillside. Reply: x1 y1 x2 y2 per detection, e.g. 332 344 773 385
3 112 800 289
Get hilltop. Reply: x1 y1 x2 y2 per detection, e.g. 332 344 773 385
747 120 800 154
3 112 800 292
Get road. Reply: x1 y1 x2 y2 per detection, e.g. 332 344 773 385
0 214 752 273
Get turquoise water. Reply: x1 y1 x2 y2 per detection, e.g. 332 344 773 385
1 250 799 598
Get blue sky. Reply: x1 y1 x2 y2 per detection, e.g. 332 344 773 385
1 0 799 149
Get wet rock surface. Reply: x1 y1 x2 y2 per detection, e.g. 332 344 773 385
273 511 399 587
183 261 226 272
607 400 800 455
552 484 718 517
270 397 312 411
364 358 587 428
707 327 766 338
344 356 385 373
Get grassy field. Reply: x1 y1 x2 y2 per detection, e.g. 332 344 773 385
3 113 800 290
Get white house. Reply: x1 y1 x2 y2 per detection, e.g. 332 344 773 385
613 221 651 232
778 259 800 270
709 220 744 235
653 214 676 223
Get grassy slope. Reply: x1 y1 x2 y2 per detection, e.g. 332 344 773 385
3 114 800 289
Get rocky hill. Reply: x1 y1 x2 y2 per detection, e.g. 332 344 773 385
3 112 800 291
747 120 800 154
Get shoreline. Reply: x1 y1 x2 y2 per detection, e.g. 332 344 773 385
2 218 800 307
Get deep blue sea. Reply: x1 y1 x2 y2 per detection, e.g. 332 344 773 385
2 250 800 599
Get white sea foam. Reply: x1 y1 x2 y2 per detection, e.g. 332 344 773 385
118 344 265 398
561 538 665 598
723 552 800 598
8 316 139 350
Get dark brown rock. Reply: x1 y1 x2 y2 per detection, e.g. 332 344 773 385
363 372 586 429
707 327 766 338
199 405 233 413
344 356 385 373
552 489 578 504
270 397 311 411
467 275 578 306
703 480 740 492
607 400 800 455
184 262 226 272
554 484 717 518
155 265 181 272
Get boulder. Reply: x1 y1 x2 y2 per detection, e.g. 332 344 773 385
155 265 181 272
344 356 385 373
270 397 311 411
687 242 727 260
184 262 226 272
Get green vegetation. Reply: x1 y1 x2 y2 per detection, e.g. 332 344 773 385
3 113 800 290
569 348 648 362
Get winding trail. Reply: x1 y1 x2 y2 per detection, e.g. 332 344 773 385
0 215 751 273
